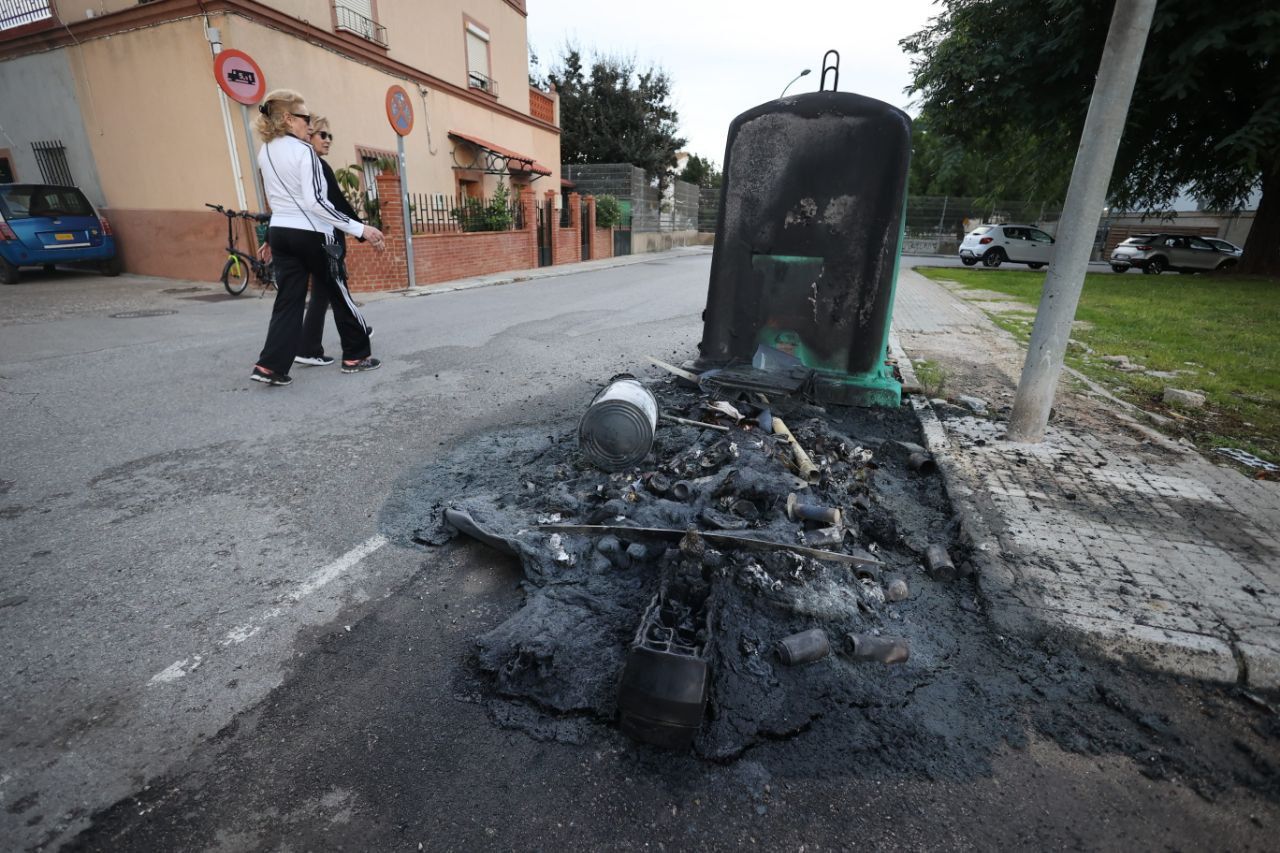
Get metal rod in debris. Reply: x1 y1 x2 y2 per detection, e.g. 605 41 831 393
772 416 820 484
535 524 882 568
660 414 731 432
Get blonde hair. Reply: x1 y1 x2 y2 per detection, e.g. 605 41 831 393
255 89 307 142
309 114 330 134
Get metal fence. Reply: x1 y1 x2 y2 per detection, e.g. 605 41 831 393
563 164 700 233
901 196 1065 255
407 191 523 235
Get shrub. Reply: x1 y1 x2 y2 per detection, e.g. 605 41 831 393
595 194 622 228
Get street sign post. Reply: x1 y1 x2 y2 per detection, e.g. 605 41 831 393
385 85 416 289
213 49 267 213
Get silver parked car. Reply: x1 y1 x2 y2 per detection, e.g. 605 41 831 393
1109 233 1240 274
958 223 1055 269
1203 237 1243 256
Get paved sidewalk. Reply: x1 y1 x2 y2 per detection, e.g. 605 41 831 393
892 268 1280 688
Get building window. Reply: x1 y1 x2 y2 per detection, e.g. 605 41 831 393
465 18 496 96
0 151 14 183
355 146 395 201
1 0 53 31
31 140 74 185
332 0 387 48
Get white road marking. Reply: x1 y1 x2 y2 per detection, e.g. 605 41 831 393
150 535 389 686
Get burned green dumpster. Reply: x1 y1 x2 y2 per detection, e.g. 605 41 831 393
697 88 912 407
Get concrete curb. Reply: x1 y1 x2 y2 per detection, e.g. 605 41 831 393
889 333 1245 686
399 246 713 298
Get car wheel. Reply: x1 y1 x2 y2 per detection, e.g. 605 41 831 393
0 257 18 285
1217 259 1237 272
982 248 1005 268
43 263 56 273
961 257 978 266
100 257 122 277
1027 263 1045 270
1111 264 1129 273
1144 256 1166 275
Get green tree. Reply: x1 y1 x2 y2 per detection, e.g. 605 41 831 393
543 47 687 183
902 0 1280 274
679 154 722 188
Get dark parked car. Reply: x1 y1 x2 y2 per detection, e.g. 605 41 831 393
0 183 120 284
1109 233 1238 274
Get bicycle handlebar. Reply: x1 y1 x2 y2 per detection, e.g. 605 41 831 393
205 204 270 223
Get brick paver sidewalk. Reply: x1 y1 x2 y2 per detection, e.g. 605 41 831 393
893 268 1280 688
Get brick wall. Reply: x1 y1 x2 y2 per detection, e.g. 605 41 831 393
346 174 541 292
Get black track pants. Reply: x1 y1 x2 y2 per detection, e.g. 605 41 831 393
257 227 371 374
298 234 371 359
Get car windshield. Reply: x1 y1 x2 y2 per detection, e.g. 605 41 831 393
0 185 95 220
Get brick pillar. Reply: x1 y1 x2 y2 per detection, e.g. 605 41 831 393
544 188 558 266
520 187 538 268
568 191 582 262
346 173 409 292
586 195 598 259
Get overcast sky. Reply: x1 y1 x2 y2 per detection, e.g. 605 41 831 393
526 0 941 166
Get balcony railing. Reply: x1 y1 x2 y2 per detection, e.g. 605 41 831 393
332 2 387 48
468 70 498 97
1 0 53 31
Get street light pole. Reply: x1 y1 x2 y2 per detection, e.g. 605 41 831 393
780 69 811 98
1006 0 1157 443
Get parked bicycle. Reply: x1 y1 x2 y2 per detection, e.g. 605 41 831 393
206 203 275 295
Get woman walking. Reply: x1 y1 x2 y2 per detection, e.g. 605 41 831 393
251 89 385 386
294 114 370 368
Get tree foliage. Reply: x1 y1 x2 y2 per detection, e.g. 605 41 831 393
678 154 722 189
543 47 687 183
902 0 1280 273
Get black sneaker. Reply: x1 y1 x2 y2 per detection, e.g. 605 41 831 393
341 357 382 374
294 354 335 367
250 366 292 386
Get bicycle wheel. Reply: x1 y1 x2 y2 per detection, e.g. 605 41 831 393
222 255 249 295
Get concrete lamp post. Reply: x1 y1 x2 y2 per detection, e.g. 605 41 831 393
780 69 811 98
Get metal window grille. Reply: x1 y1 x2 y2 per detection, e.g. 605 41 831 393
332 1 387 47
31 140 74 185
0 0 53 31
408 191 522 234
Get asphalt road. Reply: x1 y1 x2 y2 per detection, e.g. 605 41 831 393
2 253 1275 851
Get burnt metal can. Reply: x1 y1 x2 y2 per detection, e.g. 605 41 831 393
578 375 659 472
776 628 831 665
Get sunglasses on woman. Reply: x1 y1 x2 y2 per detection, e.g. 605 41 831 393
316 131 333 141
290 113 312 124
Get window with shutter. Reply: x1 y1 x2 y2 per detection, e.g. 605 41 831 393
465 20 493 94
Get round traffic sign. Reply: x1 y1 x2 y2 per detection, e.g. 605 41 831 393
213 49 266 106
385 85 414 136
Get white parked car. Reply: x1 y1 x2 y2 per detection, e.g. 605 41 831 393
958 224 1055 269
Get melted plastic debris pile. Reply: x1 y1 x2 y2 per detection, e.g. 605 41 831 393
414 374 961 760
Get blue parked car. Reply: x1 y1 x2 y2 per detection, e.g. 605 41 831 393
0 183 120 284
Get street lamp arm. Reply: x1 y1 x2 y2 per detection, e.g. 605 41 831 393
780 69 812 98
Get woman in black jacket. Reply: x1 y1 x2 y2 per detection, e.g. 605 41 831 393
294 115 372 367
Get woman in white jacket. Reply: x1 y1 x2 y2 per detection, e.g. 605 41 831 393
250 89 385 386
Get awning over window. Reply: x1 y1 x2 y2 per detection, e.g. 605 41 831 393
449 131 551 178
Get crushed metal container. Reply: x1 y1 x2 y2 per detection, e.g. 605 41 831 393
697 89 912 406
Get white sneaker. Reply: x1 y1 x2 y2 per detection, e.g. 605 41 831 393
294 354 335 367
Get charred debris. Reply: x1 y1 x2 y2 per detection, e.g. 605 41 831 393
417 351 970 758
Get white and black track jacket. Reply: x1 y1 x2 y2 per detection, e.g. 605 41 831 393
258 135 365 239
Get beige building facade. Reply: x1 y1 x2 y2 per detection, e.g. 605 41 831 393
0 0 560 280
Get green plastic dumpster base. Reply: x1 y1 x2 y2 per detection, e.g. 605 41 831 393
751 254 902 408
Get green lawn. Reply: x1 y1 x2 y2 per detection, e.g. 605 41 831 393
914 267 1280 466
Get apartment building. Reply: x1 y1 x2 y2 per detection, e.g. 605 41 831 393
0 0 560 279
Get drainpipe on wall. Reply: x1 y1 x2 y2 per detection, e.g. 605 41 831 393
206 22 248 211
